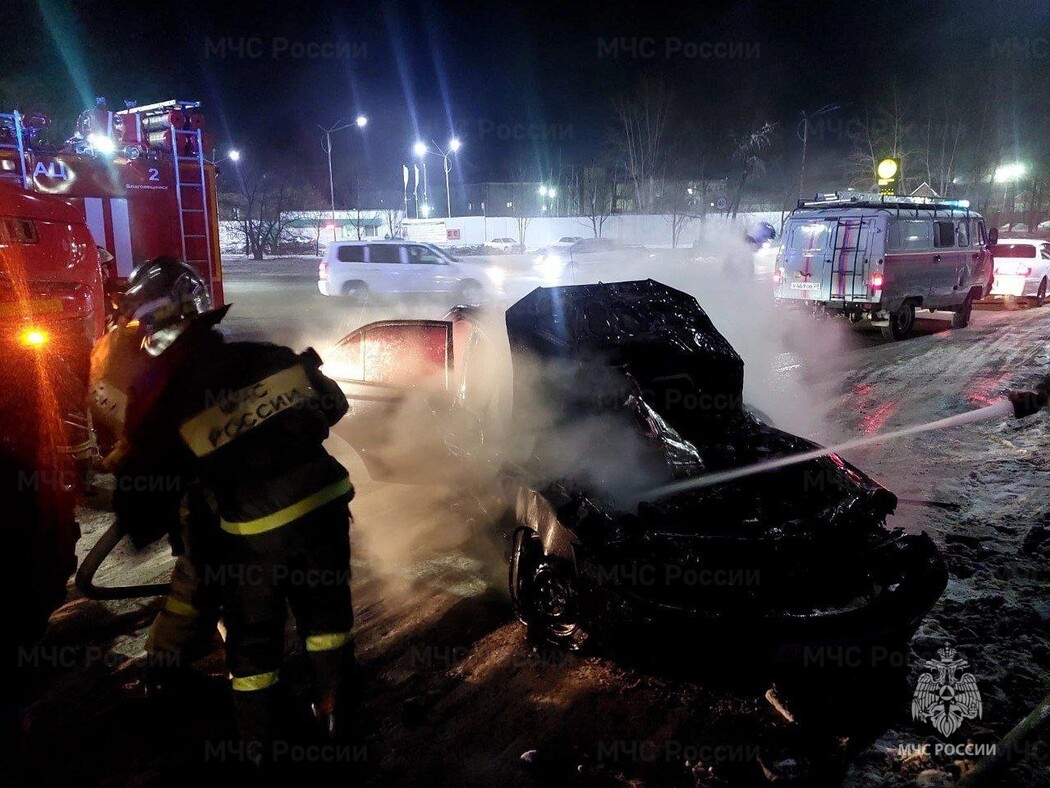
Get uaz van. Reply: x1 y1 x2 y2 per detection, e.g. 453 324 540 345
773 194 993 340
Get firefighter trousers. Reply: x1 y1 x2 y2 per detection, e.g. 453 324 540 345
219 498 354 742
145 486 221 668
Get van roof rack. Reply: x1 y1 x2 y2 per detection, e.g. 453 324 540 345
795 192 973 218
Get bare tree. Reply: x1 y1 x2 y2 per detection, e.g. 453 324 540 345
577 163 613 237
508 173 534 248
729 122 776 218
218 165 320 258
846 88 913 192
653 179 700 248
613 75 674 214
381 207 404 239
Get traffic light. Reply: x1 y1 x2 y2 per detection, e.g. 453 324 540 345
877 157 899 195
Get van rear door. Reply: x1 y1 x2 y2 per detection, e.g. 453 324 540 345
777 218 831 301
822 217 876 302
777 215 876 303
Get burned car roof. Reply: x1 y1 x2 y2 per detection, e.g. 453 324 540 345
505 280 745 425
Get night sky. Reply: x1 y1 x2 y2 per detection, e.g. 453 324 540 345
2 0 1048 195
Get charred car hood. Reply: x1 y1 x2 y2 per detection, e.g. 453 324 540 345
504 280 896 528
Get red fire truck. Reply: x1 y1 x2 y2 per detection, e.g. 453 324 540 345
0 98 226 646
0 98 225 307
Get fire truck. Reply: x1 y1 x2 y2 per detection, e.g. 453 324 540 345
0 97 225 306
0 98 226 647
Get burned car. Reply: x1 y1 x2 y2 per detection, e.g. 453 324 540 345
326 280 947 650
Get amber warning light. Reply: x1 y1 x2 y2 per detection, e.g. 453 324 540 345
20 327 50 348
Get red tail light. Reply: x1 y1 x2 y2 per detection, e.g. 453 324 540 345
772 270 782 285
870 271 884 290
318 261 328 281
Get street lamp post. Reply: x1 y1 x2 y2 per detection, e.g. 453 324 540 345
208 149 242 165
537 184 557 215
415 139 462 218
320 115 368 239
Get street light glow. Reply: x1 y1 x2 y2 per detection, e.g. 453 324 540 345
413 141 427 157
228 149 241 162
994 162 1027 183
448 138 461 152
355 115 368 128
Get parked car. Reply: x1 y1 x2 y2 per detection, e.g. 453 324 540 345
773 194 993 340
484 237 519 253
318 240 505 304
325 280 948 651
550 235 584 247
987 237 1050 306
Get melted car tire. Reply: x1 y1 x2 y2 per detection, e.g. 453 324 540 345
881 302 915 341
512 530 588 651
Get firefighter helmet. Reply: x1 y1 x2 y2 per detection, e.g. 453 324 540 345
121 257 212 355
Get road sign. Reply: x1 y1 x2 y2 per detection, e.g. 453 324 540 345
716 196 728 211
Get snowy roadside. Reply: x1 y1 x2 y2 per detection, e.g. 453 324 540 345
834 306 1050 787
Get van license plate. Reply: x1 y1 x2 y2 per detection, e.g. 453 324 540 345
789 282 820 291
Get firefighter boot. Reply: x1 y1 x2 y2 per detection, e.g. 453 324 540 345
308 638 356 741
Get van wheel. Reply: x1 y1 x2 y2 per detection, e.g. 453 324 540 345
881 303 916 341
1033 278 1048 308
341 281 370 303
951 293 974 329
457 280 484 305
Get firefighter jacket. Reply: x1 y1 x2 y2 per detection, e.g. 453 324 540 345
114 313 352 545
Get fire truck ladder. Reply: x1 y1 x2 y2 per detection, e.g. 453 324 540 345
0 111 29 188
171 127 214 273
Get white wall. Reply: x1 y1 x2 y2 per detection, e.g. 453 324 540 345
220 210 789 254
417 211 788 249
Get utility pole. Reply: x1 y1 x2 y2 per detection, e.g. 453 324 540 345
797 104 839 199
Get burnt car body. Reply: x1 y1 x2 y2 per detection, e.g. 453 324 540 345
327 280 947 650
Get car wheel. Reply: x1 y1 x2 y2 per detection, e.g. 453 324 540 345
341 280 370 303
1033 278 1048 308
951 293 973 330
511 530 588 651
881 302 916 341
456 280 484 306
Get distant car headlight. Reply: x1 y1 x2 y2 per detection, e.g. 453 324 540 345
486 266 507 286
535 254 567 282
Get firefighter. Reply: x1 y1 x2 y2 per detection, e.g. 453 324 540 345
113 257 355 748
89 261 222 693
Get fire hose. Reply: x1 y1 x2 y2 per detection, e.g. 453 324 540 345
74 521 169 600
959 689 1050 787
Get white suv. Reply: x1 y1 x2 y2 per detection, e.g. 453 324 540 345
318 240 501 304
